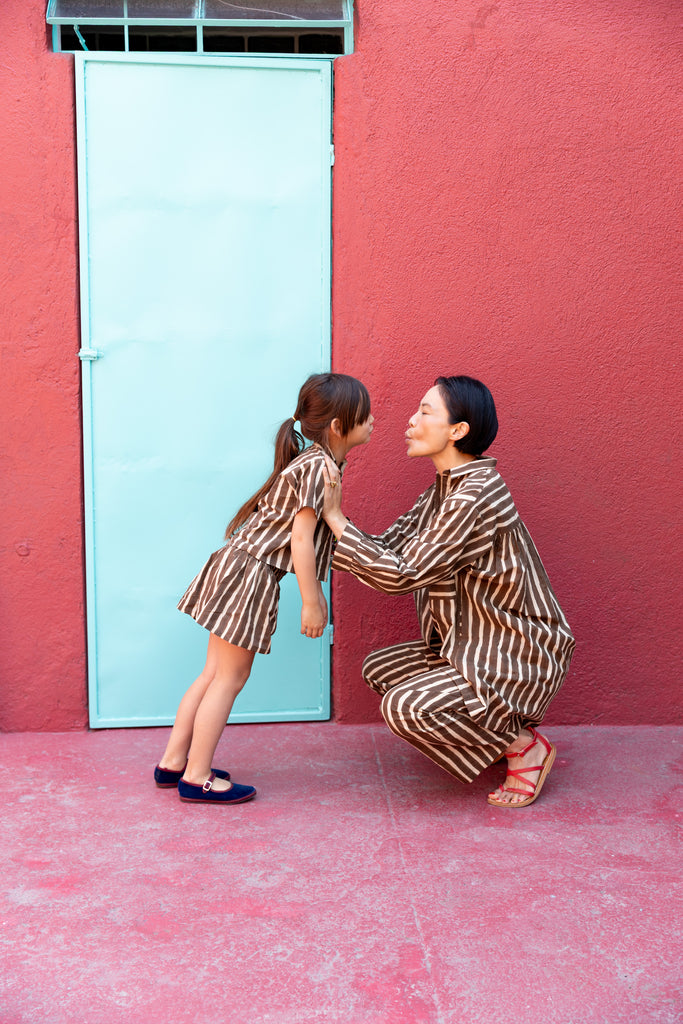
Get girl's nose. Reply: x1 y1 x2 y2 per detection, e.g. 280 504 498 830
408 412 417 427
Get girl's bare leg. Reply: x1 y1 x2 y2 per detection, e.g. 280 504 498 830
182 637 255 793
158 633 223 772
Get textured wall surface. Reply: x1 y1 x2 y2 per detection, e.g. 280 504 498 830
1 9 87 729
1 2 681 729
331 0 682 724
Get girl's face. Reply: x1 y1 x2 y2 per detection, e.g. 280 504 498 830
405 386 462 460
344 412 374 450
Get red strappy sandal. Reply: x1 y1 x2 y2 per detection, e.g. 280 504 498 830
487 727 556 808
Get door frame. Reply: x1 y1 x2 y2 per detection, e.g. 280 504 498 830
75 52 334 727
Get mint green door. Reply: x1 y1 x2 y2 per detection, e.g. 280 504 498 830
75 54 332 727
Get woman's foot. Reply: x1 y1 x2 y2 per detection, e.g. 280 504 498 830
487 728 556 808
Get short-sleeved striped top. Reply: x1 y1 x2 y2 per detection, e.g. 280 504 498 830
230 443 342 581
332 457 575 721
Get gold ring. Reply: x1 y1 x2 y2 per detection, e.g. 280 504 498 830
330 481 337 488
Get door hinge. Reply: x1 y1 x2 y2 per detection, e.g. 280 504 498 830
330 145 335 166
327 624 334 645
79 348 102 361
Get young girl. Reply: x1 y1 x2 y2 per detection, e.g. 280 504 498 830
154 373 373 804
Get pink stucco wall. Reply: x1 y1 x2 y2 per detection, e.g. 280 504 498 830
330 0 682 725
1 1 680 729
1 8 86 730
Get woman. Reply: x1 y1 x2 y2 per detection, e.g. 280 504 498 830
322 376 575 807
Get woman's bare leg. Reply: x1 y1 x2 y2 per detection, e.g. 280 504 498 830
182 637 255 793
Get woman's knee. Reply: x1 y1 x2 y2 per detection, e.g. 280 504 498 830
361 649 388 693
380 688 413 739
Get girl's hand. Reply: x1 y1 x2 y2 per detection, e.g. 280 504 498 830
318 587 328 627
301 600 327 639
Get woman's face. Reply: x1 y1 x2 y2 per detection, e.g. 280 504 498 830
405 386 461 460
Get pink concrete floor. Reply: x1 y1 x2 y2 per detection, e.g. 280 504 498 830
1 724 680 1024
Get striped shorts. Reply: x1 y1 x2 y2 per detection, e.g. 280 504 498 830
363 639 525 784
178 545 286 654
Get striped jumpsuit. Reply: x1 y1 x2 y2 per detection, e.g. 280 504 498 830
332 457 575 783
178 445 338 654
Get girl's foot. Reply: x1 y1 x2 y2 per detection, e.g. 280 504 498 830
154 762 230 788
158 757 187 772
487 728 556 808
178 773 256 804
181 771 233 793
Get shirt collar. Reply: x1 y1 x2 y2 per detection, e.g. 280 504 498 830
437 455 497 484
313 441 347 472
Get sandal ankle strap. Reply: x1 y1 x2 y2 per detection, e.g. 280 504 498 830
505 726 551 759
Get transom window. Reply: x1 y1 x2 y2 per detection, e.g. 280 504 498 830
47 1 353 55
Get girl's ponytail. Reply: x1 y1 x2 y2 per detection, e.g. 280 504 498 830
225 416 304 537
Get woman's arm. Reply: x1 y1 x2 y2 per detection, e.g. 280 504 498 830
322 455 488 595
291 507 327 638
332 498 483 595
322 455 429 548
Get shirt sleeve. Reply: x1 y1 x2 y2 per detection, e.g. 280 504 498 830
331 492 489 595
289 454 325 518
371 488 434 550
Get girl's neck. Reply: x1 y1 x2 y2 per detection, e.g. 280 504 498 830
326 437 347 465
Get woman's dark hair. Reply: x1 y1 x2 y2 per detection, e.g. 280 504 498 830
435 375 498 455
225 373 371 537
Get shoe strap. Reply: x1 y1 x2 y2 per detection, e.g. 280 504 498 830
503 766 543 793
505 726 551 760
201 772 216 793
493 784 535 798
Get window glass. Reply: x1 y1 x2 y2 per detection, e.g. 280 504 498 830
51 0 125 16
127 1 199 16
202 1 344 19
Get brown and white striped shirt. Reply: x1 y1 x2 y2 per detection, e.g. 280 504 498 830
332 457 575 721
231 444 342 581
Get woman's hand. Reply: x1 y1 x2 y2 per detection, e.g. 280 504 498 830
321 454 348 539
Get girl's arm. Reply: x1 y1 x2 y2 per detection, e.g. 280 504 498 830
291 507 327 638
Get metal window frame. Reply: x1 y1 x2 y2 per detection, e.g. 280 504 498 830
47 0 353 55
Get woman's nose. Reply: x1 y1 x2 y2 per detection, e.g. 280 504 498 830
408 412 417 427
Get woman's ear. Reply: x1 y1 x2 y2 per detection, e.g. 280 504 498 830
450 421 470 445
329 417 343 439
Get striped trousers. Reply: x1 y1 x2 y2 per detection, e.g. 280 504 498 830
363 640 525 784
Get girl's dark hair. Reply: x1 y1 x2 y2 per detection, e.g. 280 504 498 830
225 373 371 537
435 375 498 455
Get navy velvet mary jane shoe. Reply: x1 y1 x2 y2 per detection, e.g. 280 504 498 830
178 773 256 804
154 764 230 788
